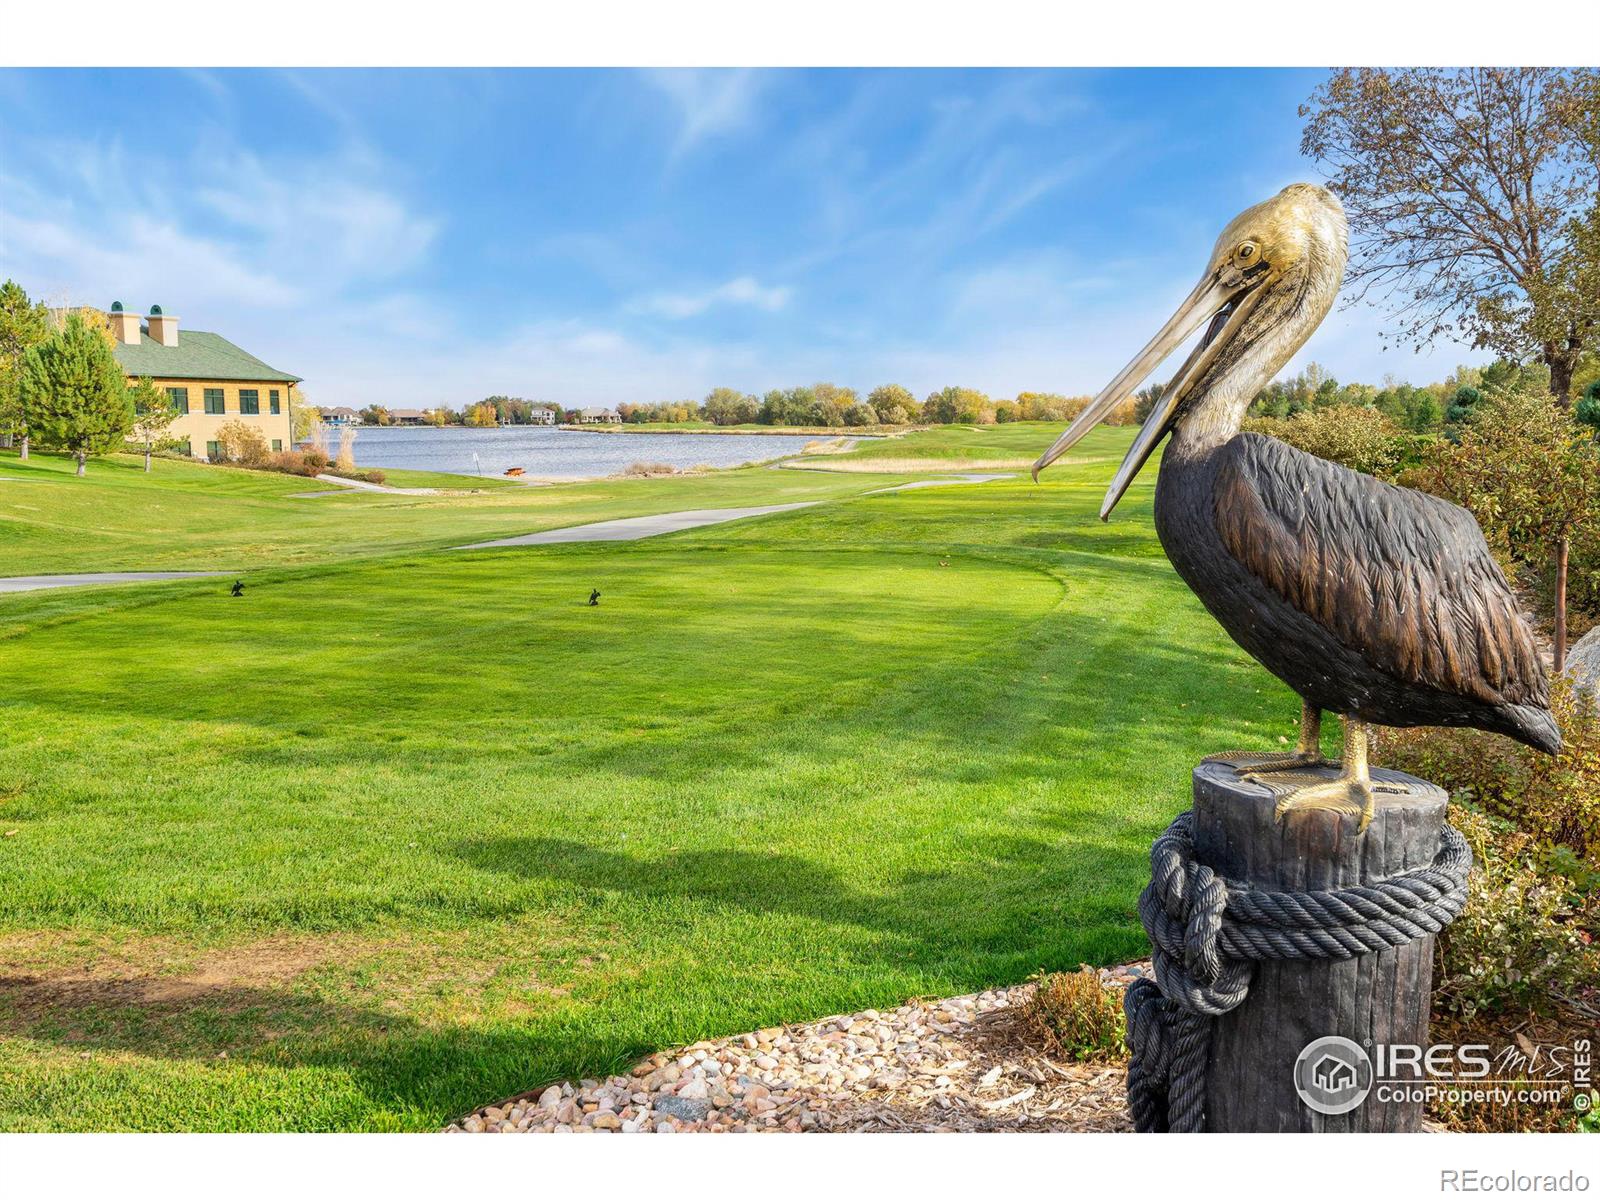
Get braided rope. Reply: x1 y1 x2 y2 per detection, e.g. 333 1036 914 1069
1125 810 1471 1133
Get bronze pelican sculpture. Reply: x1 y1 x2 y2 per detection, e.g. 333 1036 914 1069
1033 184 1560 830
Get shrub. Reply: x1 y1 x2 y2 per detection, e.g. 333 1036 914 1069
1243 405 1405 478
1433 802 1598 1020
1377 675 1600 867
1575 383 1600 437
300 446 331 471
1018 967 1126 1061
265 450 319 476
214 419 269 466
619 461 677 477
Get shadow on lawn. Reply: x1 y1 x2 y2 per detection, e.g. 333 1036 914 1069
454 817 1150 957
0 971 624 1129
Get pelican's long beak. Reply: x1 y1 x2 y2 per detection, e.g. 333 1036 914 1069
1031 266 1264 519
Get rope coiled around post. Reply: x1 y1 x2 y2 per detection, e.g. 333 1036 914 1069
1123 810 1471 1132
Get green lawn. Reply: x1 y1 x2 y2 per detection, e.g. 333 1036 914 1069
0 425 1302 1130
0 450 908 574
790 420 1108 472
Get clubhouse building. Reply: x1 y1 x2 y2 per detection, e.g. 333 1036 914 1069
106 302 302 461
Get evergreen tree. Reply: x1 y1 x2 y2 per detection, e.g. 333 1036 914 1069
0 279 53 460
20 313 134 476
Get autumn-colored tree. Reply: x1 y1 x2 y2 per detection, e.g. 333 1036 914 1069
465 402 499 427
810 382 858 427
867 384 915 424
1411 387 1600 670
1301 68 1600 403
293 393 323 442
0 279 52 460
1014 392 1091 422
921 386 989 424
128 376 180 471
424 407 452 427
703 387 759 426
19 313 133 476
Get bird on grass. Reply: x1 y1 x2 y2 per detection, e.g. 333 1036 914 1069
588 589 601 607
230 580 244 597
1031 183 1559 831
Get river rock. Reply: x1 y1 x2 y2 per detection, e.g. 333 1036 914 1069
654 1095 711 1123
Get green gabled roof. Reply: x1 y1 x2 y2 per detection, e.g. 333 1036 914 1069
113 328 302 384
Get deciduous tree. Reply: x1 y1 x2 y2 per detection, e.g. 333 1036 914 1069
128 376 179 471
702 387 759 426
867 384 915 423
1301 68 1600 403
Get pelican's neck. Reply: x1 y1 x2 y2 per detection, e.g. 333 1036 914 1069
1167 371 1260 458
1167 265 1340 461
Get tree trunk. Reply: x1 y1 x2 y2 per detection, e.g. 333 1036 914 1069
1549 357 1574 408
1547 329 1581 409
75 452 86 477
144 443 152 472
19 433 28 461
1554 535 1570 674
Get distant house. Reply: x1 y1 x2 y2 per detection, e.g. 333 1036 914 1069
389 408 427 425
529 407 558 425
576 406 621 424
103 301 301 461
323 406 361 426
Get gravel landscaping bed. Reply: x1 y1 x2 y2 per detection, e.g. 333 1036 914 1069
447 962 1148 1134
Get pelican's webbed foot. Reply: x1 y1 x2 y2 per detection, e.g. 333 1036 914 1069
1273 778 1378 832
1264 715 1400 834
1205 748 1328 776
1203 701 1326 779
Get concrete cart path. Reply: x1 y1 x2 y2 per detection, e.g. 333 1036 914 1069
0 571 230 594
453 503 820 549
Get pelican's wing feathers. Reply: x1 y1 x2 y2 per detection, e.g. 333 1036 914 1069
1213 432 1547 709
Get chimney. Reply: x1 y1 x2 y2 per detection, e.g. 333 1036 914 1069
108 300 140 345
146 304 179 347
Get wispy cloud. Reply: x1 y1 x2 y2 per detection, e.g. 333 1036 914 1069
630 276 793 319
644 69 765 157
0 133 436 315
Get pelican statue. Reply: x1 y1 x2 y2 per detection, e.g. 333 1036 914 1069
1033 184 1560 830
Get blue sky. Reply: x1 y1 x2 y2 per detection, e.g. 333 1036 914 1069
0 68 1479 409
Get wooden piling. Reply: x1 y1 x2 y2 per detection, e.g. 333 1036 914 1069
1190 760 1448 1132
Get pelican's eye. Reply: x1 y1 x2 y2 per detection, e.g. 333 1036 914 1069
1234 241 1259 266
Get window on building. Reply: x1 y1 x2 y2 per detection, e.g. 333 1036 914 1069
239 389 260 415
206 440 221 461
271 439 282 452
167 386 190 413
269 390 281 414
204 388 225 415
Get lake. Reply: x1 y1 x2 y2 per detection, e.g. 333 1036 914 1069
336 426 847 480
